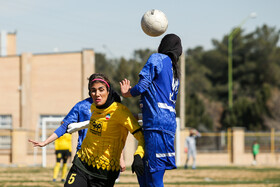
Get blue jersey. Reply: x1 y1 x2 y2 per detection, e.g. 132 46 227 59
130 53 179 172
54 97 93 152
130 53 179 134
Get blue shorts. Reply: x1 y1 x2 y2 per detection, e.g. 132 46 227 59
144 130 177 172
137 168 165 187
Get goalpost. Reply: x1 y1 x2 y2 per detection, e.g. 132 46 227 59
41 117 64 167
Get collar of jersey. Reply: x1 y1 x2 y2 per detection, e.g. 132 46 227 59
92 102 117 114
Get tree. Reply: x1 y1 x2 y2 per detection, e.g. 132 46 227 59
95 24 280 131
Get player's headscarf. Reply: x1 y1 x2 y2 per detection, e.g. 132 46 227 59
158 33 182 79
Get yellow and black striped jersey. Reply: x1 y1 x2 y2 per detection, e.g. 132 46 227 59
77 102 144 173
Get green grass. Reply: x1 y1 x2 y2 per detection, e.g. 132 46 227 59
1 166 280 186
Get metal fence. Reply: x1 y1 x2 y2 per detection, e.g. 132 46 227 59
196 131 229 153
196 129 280 153
244 130 280 153
1 128 280 154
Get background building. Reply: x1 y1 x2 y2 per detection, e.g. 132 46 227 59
0 31 94 166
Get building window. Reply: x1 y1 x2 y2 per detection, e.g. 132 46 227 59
0 115 12 149
0 115 12 129
0 136 11 149
39 115 65 129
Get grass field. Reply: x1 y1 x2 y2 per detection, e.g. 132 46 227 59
0 166 280 187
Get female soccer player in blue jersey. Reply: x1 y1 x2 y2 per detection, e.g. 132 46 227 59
120 33 182 187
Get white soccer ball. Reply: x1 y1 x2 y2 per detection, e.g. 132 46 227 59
141 9 168 37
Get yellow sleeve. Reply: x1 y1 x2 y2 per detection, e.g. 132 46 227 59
119 104 145 158
132 130 145 158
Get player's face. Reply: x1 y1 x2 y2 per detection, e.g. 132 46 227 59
90 82 109 106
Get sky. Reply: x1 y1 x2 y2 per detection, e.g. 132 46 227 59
0 0 279 59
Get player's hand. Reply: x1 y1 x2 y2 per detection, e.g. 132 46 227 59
120 79 132 98
131 154 144 176
120 157 126 172
28 139 46 147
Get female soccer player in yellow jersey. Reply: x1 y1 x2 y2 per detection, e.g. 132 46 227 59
64 73 145 187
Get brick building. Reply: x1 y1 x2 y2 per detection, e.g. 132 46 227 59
0 31 94 166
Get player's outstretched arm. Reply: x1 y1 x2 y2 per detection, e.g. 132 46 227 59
120 79 132 98
67 120 90 134
28 133 58 147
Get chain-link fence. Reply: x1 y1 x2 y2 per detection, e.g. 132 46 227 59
195 129 280 153
245 131 280 153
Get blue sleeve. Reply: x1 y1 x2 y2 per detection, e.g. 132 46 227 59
130 76 149 96
54 103 80 137
130 54 162 97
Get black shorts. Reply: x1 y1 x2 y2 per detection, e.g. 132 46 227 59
64 164 119 187
55 150 71 163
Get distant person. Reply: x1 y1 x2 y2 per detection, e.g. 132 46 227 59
53 133 72 182
184 128 201 169
252 140 260 165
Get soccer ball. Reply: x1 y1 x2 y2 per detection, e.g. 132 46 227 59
141 9 168 37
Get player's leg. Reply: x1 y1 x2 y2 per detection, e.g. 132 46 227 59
86 170 119 187
252 153 257 165
61 163 68 182
136 156 147 187
184 150 190 169
53 151 62 181
185 153 190 169
61 150 69 182
192 154 196 169
138 131 174 186
64 165 87 187
146 169 165 187
137 168 165 187
115 172 120 183
53 162 61 181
